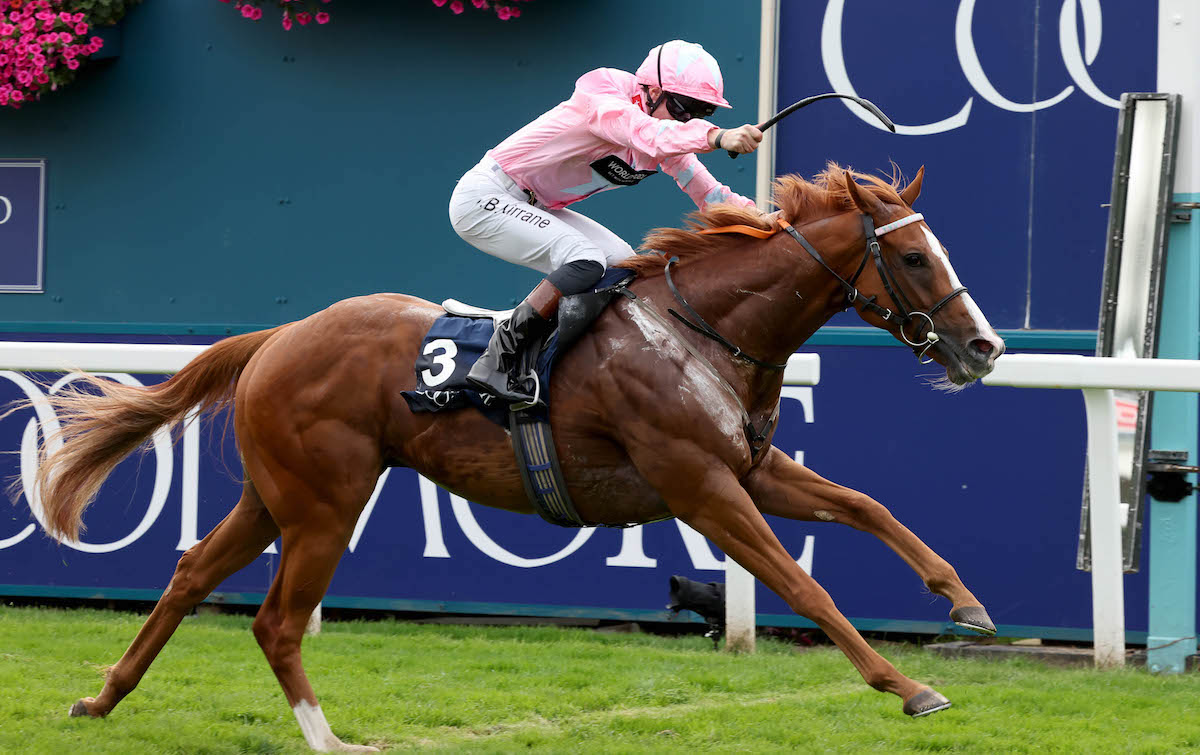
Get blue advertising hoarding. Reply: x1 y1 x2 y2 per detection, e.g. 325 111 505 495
775 0 1154 330
0 160 45 293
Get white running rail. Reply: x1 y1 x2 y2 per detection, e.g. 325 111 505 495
984 353 1200 667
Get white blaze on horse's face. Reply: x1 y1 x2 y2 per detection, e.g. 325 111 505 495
919 224 995 338
917 222 1005 378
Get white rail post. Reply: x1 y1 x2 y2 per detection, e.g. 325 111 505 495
1081 388 1126 667
725 353 821 653
984 353 1200 668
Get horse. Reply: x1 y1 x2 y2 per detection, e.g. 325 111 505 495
24 163 1004 752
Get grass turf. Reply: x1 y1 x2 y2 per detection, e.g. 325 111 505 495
1 606 1198 753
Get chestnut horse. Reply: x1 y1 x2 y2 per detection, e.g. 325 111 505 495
30 164 1003 752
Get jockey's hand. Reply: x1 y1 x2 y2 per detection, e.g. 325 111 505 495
711 124 763 154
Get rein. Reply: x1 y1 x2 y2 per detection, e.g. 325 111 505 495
779 212 968 364
663 257 789 371
663 211 968 368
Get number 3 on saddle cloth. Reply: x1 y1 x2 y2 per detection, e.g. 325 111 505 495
401 268 635 528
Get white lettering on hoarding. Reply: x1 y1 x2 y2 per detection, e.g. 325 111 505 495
821 0 1119 135
0 375 820 578
1 370 171 553
0 196 11 225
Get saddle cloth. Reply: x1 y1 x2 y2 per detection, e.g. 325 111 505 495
401 268 635 427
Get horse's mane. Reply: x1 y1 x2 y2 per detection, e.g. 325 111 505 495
616 162 907 277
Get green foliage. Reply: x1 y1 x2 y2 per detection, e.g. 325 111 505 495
1 606 1199 753
65 0 142 27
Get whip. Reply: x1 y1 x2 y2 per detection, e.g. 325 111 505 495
727 92 896 158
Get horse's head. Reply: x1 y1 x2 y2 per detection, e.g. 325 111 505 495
842 168 1005 387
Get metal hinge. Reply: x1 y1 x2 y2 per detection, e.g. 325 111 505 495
1172 201 1200 223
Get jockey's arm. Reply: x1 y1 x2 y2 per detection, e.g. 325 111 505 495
587 97 719 164
660 153 757 212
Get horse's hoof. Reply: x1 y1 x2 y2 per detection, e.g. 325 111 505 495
68 698 94 718
904 688 952 717
950 605 996 636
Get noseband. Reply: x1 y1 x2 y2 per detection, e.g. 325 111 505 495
779 213 968 364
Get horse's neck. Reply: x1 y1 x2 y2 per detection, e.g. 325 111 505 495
686 213 864 365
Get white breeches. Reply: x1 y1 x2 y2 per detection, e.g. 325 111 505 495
448 157 635 275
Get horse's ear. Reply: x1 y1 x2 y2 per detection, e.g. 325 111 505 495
899 166 925 207
843 171 884 215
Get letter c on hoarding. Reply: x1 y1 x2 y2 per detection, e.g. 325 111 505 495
449 493 594 567
0 196 11 225
0 371 172 552
821 0 1119 135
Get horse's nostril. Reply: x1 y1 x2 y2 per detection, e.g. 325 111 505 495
970 339 994 356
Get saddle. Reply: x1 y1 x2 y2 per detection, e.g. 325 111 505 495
401 268 635 529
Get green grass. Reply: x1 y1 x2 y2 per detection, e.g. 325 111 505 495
1 606 1198 753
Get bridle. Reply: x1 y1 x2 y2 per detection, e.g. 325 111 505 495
780 212 967 364
664 211 968 368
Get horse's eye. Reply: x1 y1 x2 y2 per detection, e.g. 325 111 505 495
903 253 923 267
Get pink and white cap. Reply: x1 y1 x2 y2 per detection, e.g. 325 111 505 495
635 40 731 109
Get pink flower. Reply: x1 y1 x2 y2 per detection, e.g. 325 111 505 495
240 4 254 18
73 23 86 35
509 7 520 16
281 12 292 30
450 0 463 13
315 11 329 23
432 0 447 6
65 57 77 69
496 6 511 19
472 0 488 7
296 12 310 25
251 7 262 20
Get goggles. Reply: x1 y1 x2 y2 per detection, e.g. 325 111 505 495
663 92 718 122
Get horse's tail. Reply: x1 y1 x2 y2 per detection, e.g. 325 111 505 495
24 325 287 542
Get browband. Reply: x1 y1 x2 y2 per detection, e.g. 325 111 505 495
874 213 924 236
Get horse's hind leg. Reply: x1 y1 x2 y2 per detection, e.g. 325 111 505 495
743 447 995 635
251 516 377 753
69 481 280 718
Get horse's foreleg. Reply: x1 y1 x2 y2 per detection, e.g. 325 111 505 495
743 447 994 635
640 450 947 716
69 483 280 719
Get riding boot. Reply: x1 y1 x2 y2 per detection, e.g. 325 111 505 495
466 279 563 405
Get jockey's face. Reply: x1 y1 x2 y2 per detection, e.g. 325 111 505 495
645 87 673 120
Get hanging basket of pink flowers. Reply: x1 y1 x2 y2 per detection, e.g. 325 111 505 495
1 0 141 109
220 0 531 31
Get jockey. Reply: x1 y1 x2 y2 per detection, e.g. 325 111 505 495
450 40 763 404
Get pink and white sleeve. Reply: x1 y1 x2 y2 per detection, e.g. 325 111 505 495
586 98 714 163
660 153 757 211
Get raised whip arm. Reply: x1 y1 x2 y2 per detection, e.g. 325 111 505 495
728 92 897 158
